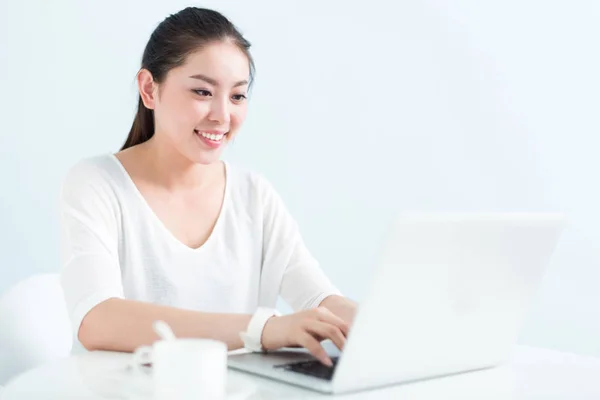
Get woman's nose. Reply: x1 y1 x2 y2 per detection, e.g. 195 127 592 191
208 98 230 125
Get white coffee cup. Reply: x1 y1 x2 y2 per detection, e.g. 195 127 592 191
132 338 228 400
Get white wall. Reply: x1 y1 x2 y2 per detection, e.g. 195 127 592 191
1 0 599 357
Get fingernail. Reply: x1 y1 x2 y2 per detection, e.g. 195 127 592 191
324 358 333 367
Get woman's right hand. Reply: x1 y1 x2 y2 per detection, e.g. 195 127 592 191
260 307 349 366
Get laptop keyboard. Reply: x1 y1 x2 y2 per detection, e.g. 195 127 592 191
274 357 340 380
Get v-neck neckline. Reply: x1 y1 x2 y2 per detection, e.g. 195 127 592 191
109 153 230 253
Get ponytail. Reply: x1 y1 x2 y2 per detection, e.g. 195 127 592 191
121 95 155 150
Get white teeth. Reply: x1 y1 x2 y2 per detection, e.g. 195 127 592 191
197 131 224 141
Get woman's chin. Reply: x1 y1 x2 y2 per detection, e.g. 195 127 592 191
189 150 224 166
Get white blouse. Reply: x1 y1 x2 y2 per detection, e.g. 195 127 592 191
59 154 340 343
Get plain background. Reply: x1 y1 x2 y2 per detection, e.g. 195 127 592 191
1 0 598 357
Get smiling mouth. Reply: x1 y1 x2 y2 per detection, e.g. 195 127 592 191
194 129 228 142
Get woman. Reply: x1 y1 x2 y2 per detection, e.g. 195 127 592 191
59 7 356 367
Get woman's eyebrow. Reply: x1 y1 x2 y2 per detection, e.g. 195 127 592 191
189 74 248 88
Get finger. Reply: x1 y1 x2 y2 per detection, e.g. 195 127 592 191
306 322 346 351
314 307 350 337
297 333 333 367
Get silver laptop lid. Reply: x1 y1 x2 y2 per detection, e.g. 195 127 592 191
332 213 566 393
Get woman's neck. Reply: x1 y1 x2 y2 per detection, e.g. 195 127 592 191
137 136 221 192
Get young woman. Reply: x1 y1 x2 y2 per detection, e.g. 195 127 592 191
59 7 356 367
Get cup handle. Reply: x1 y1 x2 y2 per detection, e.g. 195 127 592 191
132 345 153 375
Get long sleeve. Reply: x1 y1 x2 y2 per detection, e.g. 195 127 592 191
258 176 341 311
59 161 124 336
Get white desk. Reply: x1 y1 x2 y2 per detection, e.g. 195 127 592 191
2 346 600 399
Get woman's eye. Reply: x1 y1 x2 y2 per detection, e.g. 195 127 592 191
232 94 247 102
193 89 212 97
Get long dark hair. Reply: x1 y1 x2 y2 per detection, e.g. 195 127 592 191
121 7 255 150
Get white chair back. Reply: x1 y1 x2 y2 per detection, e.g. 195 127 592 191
0 273 72 386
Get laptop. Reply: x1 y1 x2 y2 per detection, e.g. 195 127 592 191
228 212 566 395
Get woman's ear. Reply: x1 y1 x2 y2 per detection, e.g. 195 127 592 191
137 69 157 109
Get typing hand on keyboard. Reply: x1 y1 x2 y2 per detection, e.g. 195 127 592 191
261 307 348 367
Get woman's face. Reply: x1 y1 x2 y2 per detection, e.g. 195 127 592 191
147 41 250 165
